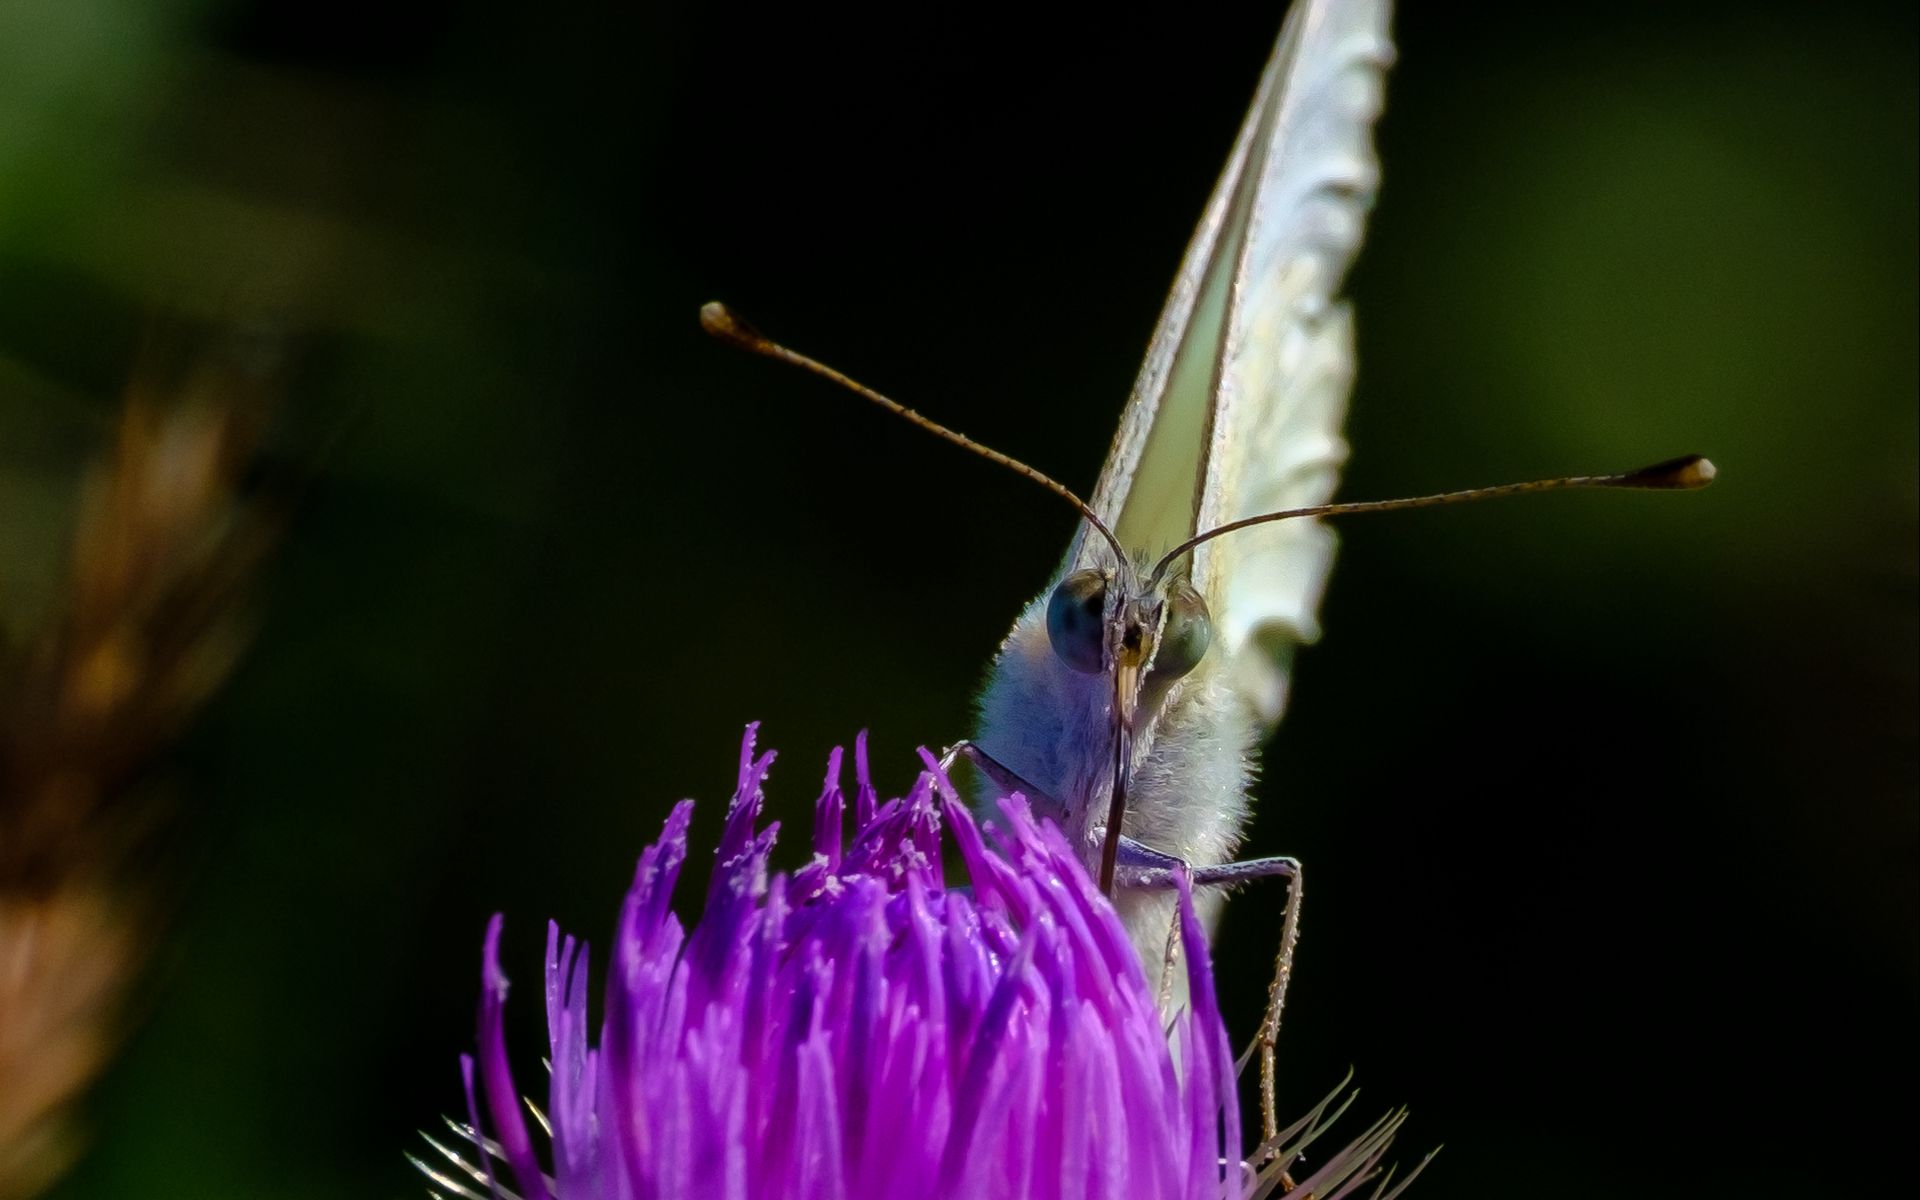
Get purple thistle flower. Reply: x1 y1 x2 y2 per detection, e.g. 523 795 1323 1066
417 727 1425 1200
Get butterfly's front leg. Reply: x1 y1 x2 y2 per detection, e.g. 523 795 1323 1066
1115 838 1303 1150
939 739 1069 818
1110 838 1297 890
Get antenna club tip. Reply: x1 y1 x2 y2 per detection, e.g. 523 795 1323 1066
1620 453 1718 490
698 300 736 335
699 301 764 348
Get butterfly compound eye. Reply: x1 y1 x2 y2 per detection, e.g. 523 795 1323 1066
1152 580 1212 681
1045 570 1107 674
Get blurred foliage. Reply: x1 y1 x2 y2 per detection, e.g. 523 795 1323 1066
0 1 1912 1197
0 343 272 1198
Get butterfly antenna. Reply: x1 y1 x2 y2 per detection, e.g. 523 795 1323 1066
702 302 1131 567
1147 455 1718 587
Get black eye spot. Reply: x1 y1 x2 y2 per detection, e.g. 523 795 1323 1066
1045 570 1106 675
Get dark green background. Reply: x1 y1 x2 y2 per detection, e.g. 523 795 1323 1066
1 1 1912 1195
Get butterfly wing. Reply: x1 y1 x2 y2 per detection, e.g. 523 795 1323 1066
1198 0 1392 726
1072 0 1392 731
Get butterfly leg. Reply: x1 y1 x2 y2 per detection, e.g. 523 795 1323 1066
938 739 1067 815
1252 857 1302 1152
1111 838 1296 889
1115 840 1302 1150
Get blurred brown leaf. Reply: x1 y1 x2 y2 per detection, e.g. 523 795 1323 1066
0 335 279 1200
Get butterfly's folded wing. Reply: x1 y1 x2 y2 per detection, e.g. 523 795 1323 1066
1204 0 1393 723
1077 0 1394 726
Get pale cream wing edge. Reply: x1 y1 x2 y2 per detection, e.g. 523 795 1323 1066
1197 0 1395 725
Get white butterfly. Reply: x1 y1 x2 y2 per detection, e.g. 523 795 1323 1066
704 0 1707 1099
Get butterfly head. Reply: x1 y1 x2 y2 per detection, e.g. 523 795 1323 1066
1045 565 1213 729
